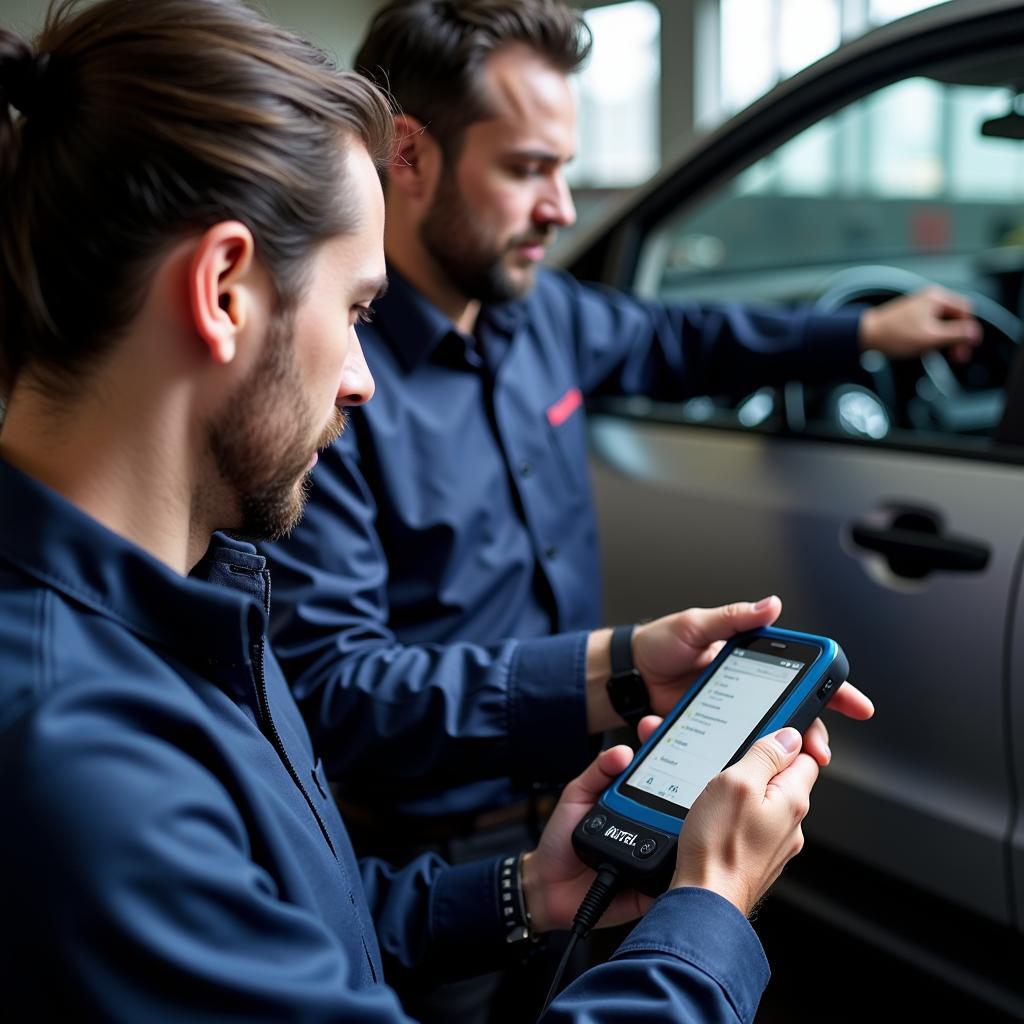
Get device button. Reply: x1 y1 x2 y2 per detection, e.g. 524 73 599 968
817 676 835 701
634 837 658 859
583 813 607 835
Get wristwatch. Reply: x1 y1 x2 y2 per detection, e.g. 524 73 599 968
606 624 651 729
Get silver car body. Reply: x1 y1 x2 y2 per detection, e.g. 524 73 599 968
563 0 1024 1007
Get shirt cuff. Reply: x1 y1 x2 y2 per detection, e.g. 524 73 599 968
426 855 516 976
614 887 770 1023
507 631 592 786
797 308 863 378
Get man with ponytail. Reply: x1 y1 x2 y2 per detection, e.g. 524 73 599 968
0 1 868 1020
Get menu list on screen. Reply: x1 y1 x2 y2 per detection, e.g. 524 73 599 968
625 648 804 810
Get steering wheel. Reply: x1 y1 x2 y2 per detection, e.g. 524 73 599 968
812 265 1022 439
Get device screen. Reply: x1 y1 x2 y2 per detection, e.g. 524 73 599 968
620 637 819 817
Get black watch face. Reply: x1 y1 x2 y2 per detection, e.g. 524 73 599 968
609 670 647 712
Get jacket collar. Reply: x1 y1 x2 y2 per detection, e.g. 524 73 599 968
0 456 265 669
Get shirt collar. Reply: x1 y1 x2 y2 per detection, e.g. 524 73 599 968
371 264 528 372
0 456 265 669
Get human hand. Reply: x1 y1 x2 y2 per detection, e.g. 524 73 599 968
526 682 873 929
859 286 981 363
796 682 873 767
521 716 663 934
670 727 817 916
631 597 873 735
631 596 782 717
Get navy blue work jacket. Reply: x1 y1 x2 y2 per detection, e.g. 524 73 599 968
0 456 771 1020
266 268 861 817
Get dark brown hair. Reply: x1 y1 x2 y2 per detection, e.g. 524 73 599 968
354 0 590 160
0 0 394 397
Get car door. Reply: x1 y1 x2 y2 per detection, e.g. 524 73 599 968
568 2 1024 929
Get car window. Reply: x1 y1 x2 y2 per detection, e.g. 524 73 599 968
633 68 1024 456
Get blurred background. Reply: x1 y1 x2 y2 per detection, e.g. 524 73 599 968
1 0 950 245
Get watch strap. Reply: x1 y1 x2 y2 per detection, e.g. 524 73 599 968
610 623 635 675
607 624 650 730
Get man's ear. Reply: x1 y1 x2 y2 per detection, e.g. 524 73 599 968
388 113 443 203
188 221 257 365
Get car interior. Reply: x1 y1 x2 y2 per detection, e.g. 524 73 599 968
616 47 1024 460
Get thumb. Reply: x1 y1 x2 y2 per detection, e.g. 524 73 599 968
560 745 634 807
680 595 782 646
731 728 802 788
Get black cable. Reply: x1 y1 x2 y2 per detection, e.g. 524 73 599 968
539 930 582 1020
537 865 621 1019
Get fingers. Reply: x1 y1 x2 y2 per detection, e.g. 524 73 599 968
765 748 820 817
918 287 981 346
935 317 982 347
922 284 972 317
686 639 726 676
871 287 979 358
728 727 802 789
636 715 663 746
600 889 657 931
804 681 873 765
825 680 874 720
673 727 816 914
559 744 634 808
677 596 782 647
800 717 830 767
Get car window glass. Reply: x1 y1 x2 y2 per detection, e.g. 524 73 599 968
634 70 1024 457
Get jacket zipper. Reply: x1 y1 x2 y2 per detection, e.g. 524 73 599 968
252 636 337 858
253 637 380 982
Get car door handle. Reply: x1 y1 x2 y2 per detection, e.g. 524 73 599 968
850 522 990 577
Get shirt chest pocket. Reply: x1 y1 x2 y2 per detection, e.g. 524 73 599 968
542 387 586 498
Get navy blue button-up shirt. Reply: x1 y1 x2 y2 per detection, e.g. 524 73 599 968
266 268 861 817
0 456 772 1021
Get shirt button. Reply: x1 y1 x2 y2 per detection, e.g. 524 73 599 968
518 462 532 478
545 545 558 560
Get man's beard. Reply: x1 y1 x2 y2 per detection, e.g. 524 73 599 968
206 309 345 542
419 167 551 305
